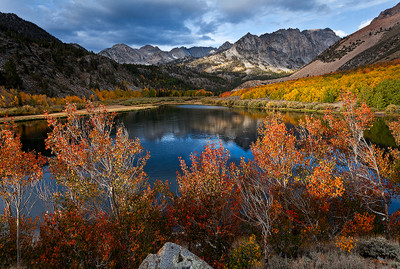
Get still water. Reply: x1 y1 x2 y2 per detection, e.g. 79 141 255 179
14 104 400 212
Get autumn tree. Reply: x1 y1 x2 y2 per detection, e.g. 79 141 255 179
172 141 241 268
237 114 304 266
0 121 45 268
45 102 149 219
327 92 400 239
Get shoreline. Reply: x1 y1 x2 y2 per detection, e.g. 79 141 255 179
1 98 398 123
0 98 205 123
202 97 399 118
0 104 159 122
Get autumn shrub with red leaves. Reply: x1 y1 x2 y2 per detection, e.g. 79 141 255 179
171 141 242 268
32 184 172 269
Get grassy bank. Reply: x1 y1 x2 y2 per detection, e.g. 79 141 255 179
202 96 400 116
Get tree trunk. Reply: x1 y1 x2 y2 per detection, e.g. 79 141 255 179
16 185 21 268
16 207 21 269
384 201 392 240
110 186 119 220
262 230 270 269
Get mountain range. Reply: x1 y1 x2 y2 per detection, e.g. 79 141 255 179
1 2 400 97
99 43 233 65
185 28 339 76
100 28 339 76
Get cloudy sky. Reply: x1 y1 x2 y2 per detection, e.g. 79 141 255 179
0 0 399 52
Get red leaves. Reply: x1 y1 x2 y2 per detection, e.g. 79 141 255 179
174 141 241 268
0 121 46 191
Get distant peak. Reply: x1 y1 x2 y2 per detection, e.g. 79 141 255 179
303 28 335 33
112 43 130 48
140 44 161 52
140 44 155 49
221 41 233 46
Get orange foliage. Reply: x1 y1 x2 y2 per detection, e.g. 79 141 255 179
46 102 149 218
173 141 241 268
0 121 46 266
306 160 344 200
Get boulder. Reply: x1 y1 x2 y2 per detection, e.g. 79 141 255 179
138 242 213 269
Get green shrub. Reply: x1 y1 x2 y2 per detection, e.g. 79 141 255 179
357 237 400 261
248 100 265 109
265 101 283 109
313 103 332 111
286 101 305 110
361 79 400 110
385 104 400 114
228 235 262 269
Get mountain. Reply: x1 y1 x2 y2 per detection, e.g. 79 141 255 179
216 41 233 53
0 12 59 43
0 13 233 97
99 44 216 65
289 2 400 80
184 28 340 76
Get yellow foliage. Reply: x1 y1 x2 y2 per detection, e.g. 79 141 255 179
231 60 400 104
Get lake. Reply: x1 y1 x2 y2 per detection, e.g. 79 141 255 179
13 104 400 212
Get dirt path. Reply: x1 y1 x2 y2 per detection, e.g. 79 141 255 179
0 104 158 122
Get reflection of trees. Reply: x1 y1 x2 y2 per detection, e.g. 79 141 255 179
16 120 51 155
365 118 397 147
118 106 263 150
14 106 397 154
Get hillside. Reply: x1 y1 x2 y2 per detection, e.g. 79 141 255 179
0 13 233 97
292 2 400 79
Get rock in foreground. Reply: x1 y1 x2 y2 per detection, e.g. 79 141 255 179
139 242 213 269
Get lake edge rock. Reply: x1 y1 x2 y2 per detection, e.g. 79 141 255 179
138 242 213 269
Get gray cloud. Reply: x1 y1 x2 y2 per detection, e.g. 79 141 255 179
1 0 392 52
42 0 210 51
213 0 329 23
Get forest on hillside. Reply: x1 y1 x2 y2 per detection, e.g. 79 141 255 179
230 60 400 111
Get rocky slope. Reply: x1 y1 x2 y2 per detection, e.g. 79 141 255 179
185 28 339 75
290 2 400 79
99 44 217 65
0 13 233 96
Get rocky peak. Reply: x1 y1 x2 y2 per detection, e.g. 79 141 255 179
112 43 132 49
100 43 217 65
217 41 233 53
187 46 215 58
139 45 162 54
